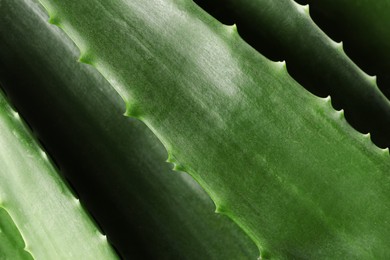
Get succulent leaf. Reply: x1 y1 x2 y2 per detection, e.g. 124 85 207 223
36 0 390 258
0 89 117 259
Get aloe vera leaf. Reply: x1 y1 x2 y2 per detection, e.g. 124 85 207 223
196 0 390 148
0 208 33 260
306 0 390 98
38 0 390 258
0 89 117 259
0 0 257 258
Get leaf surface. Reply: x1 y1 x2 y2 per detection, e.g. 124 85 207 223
0 0 257 258
307 0 390 98
0 208 33 260
38 0 390 258
0 89 117 259
196 0 390 147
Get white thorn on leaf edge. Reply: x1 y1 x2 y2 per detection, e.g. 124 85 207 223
301 4 310 14
40 150 48 160
74 198 81 206
368 74 377 83
363 132 371 139
12 111 20 120
292 1 309 14
275 60 286 70
322 95 331 102
330 40 343 50
336 109 345 117
225 24 237 34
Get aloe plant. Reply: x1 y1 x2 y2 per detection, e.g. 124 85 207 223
0 89 117 259
0 0 256 258
1 0 390 258
0 208 33 259
304 0 390 98
195 0 390 147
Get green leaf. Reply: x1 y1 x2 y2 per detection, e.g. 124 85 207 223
0 0 257 258
0 208 33 260
306 0 390 98
37 0 390 258
199 0 390 147
0 89 117 259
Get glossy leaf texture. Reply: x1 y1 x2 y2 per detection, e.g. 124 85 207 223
195 0 390 148
37 0 390 258
305 0 390 98
0 0 257 258
0 89 117 259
